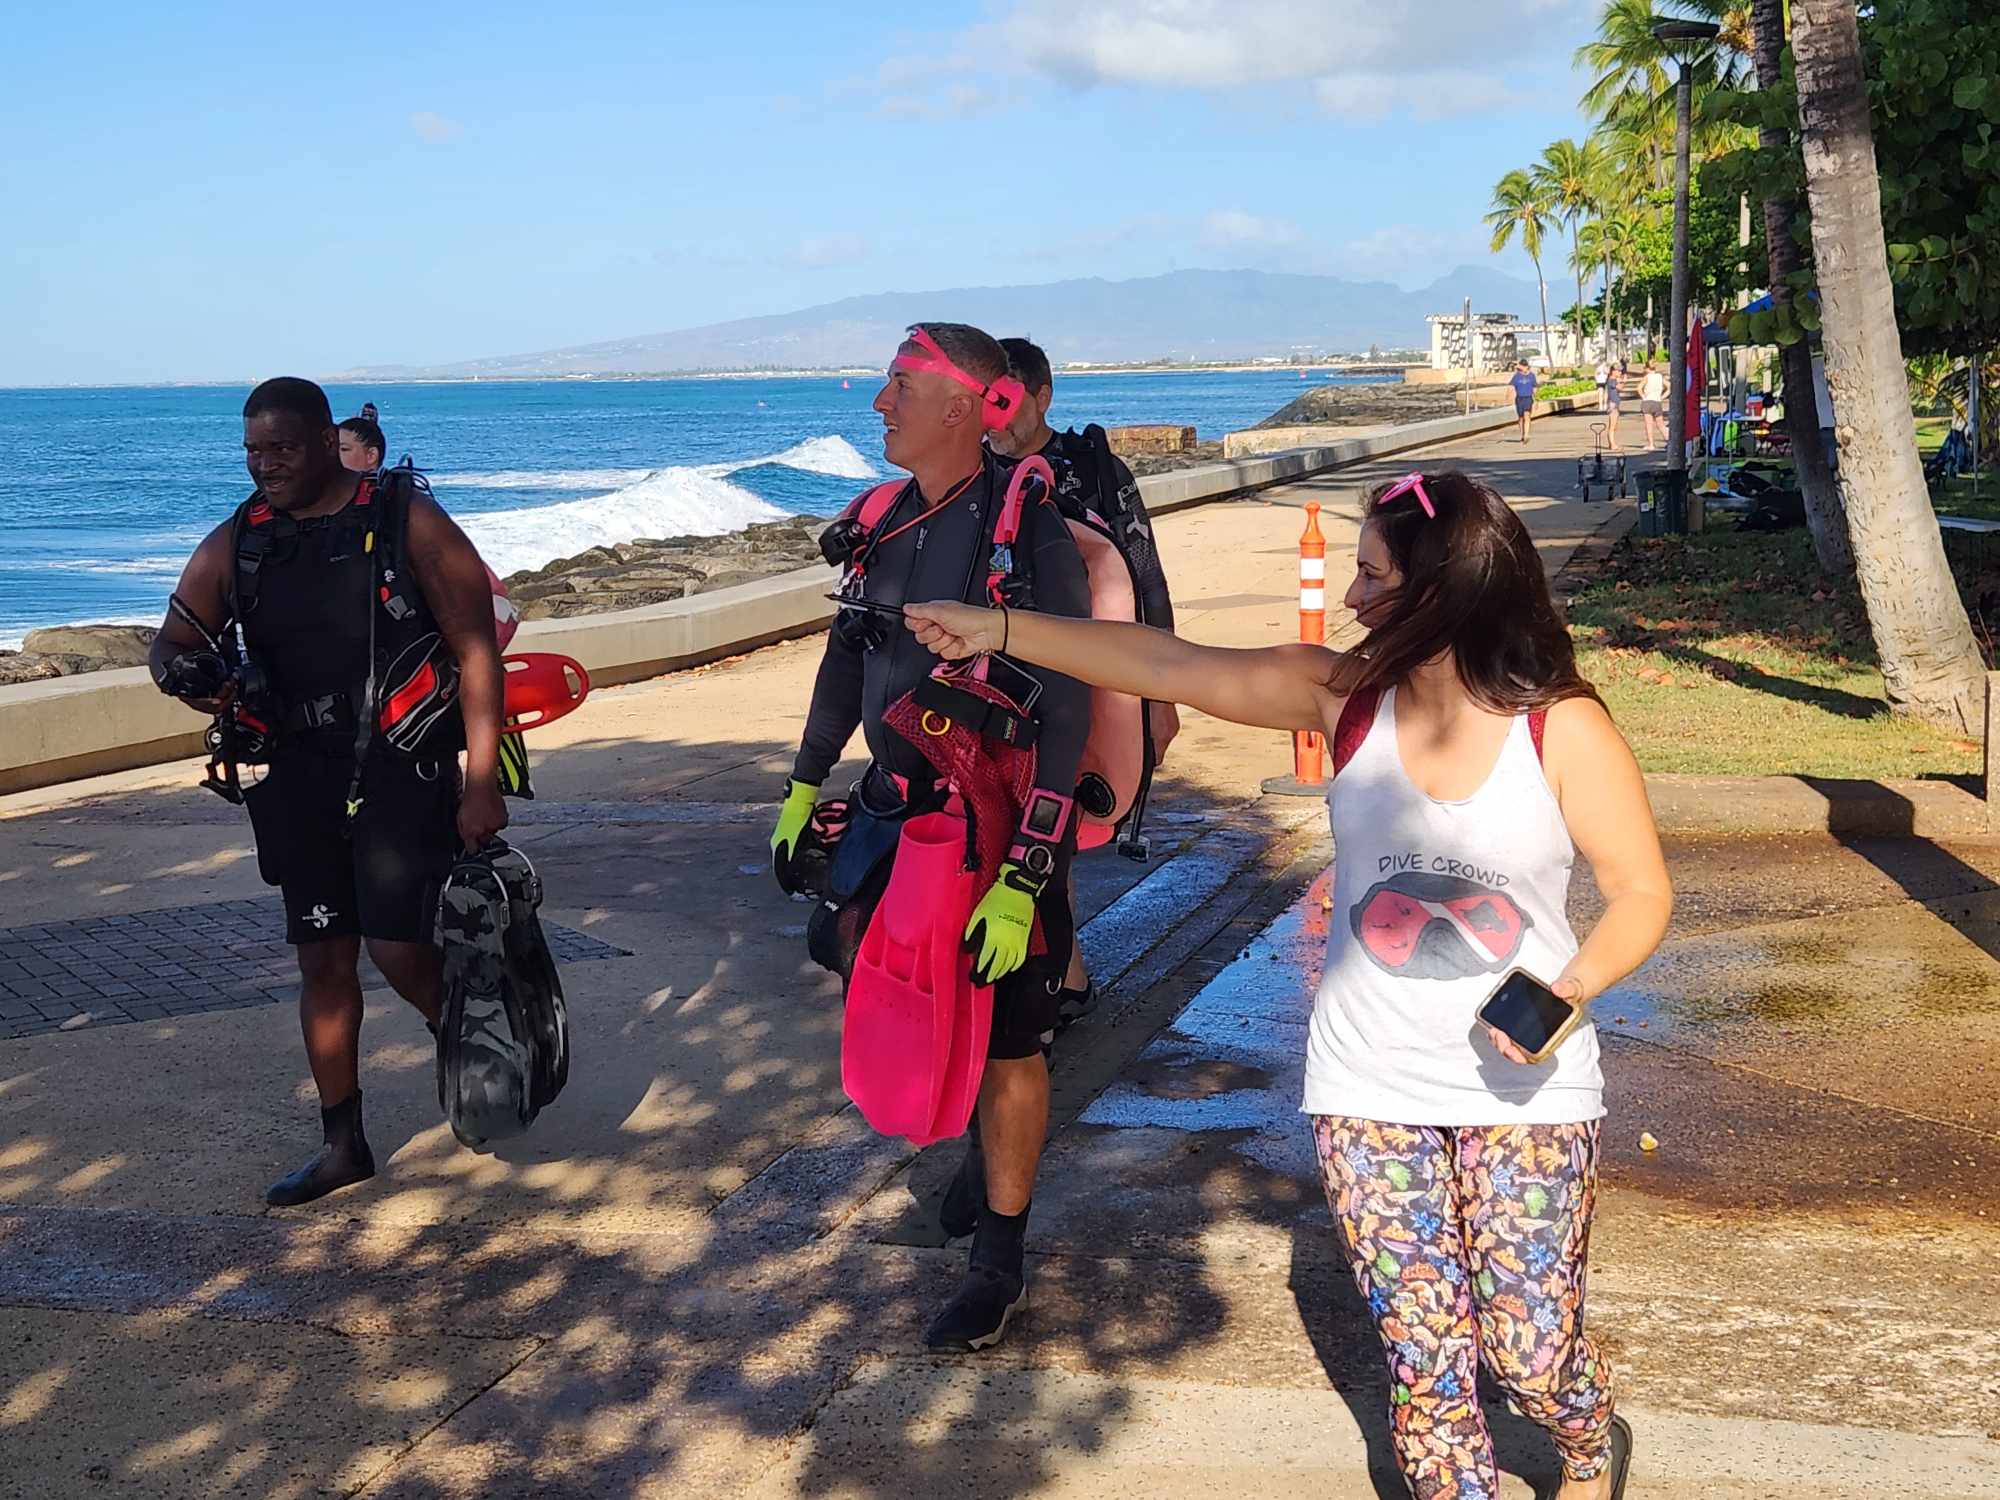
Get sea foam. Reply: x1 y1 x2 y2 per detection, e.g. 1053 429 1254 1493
451 433 875 576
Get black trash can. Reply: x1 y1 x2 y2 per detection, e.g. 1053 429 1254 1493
1636 467 1688 536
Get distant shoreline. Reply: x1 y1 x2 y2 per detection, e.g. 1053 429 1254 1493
0 363 1424 394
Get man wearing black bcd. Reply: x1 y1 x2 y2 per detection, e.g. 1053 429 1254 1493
150 377 507 1206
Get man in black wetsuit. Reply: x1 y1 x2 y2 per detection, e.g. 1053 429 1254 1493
771 323 1092 1350
150 378 507 1206
989 336 1180 1022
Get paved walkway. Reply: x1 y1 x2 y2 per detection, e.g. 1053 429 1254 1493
2 411 1994 1499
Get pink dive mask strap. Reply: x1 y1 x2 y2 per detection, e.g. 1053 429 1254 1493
891 327 1028 433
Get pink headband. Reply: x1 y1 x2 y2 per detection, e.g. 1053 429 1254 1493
1376 472 1437 518
890 327 1027 433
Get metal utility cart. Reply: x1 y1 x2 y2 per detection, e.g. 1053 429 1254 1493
1577 424 1628 503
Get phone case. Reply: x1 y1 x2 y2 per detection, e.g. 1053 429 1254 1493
1477 966 1585 1065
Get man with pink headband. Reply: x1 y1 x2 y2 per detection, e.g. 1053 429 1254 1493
771 322 1094 1351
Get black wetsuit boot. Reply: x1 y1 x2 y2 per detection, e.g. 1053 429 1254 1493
925 1201 1029 1352
265 1091 377 1207
938 1114 986 1240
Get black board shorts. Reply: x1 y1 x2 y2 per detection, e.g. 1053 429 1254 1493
987 835 1078 1062
243 743 459 945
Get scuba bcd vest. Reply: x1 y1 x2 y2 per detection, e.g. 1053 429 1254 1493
225 462 465 817
832 450 1157 858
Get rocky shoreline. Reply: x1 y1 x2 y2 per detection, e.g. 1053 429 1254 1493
1253 382 1468 430
0 517 836 684
501 514 832 621
2 386 1389 684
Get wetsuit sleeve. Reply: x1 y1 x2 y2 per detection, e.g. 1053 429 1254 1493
793 627 865 785
1021 499 1093 802
1111 453 1176 631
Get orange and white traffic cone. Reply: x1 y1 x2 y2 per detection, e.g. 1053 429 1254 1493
1263 502 1329 797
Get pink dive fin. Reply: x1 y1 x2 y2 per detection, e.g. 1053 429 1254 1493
843 811 987 1143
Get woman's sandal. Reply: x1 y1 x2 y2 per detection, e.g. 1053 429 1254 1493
1604 1413 1634 1499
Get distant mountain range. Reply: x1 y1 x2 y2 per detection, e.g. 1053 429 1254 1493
336 266 1546 380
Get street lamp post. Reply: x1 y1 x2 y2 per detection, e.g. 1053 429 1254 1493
1653 17 1720 532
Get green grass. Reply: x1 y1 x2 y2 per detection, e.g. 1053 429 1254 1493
1539 379 1598 402
1568 527 1983 779
1916 415 2000 522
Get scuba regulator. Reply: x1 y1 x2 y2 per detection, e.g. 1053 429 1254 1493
154 594 277 803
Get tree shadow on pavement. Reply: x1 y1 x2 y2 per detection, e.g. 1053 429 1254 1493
0 730 1312 1500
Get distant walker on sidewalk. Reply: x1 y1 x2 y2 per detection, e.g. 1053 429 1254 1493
1510 360 1539 445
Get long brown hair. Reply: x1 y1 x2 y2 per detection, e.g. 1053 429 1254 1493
1332 470 1600 713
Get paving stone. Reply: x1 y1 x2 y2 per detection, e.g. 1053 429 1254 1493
1 896 628 1040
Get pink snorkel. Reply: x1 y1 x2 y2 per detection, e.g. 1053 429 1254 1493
890 326 1028 433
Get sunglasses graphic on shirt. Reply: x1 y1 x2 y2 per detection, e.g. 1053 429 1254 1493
1350 871 1531 981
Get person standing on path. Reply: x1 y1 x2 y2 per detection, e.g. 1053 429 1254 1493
1594 358 1610 411
769 322 1093 1351
1639 366 1669 449
1510 360 1539 445
149 378 508 1206
988 335 1180 1026
902 469 1672 1500
916 335 1185 1246
1605 367 1624 450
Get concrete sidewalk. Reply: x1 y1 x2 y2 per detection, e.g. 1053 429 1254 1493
4 410 1994 1499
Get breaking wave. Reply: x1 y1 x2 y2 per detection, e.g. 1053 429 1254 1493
453 434 876 576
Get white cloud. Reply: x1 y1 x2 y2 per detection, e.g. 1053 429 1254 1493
1200 210 1306 251
973 0 1584 115
409 111 463 145
795 232 871 269
1313 71 1528 120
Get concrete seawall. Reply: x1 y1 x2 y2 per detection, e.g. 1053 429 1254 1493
0 399 1583 795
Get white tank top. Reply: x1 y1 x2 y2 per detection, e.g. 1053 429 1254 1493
1301 688 1604 1125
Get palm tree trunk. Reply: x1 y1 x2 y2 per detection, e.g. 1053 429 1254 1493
1795 0 1985 731
1750 0 1851 575
1533 253 1552 380
1572 225 1587 368
1603 251 1617 359
1645 289 1656 362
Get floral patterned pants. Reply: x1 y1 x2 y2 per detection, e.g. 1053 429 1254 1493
1312 1116 1614 1500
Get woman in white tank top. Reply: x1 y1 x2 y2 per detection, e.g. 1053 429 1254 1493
906 470 1671 1500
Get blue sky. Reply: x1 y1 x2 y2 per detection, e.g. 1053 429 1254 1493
1 1 1601 385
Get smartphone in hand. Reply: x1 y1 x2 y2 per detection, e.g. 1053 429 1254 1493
1476 969 1584 1064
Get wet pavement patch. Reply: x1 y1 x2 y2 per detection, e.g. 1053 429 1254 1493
1033 895 1330 1256
0 897 629 1039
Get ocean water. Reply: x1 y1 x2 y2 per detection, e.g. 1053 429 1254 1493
0 369 1389 648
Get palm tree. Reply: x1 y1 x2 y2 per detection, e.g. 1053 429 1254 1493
1577 0 1679 123
1794 0 1984 730
1485 170 1557 371
1748 0 1848 572
1577 213 1641 359
1606 206 1650 356
1577 0 1753 125
1535 139 1606 367
1583 146 1646 358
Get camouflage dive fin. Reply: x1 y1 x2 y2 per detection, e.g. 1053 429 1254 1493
435 840 569 1149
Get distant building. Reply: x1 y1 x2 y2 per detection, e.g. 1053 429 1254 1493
1427 313 1588 371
